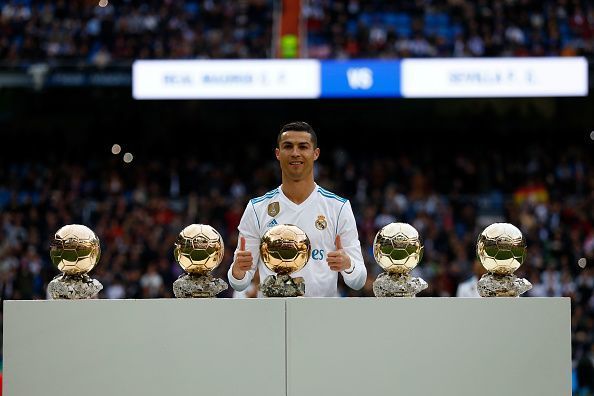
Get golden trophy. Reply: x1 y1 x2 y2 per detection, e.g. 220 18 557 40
48 224 103 299
260 224 311 297
173 224 228 298
476 223 532 297
372 222 427 297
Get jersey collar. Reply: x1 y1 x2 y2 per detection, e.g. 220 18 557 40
278 183 319 211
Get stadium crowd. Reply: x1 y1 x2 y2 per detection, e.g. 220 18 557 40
0 0 274 65
305 0 594 58
0 141 593 391
1 0 593 64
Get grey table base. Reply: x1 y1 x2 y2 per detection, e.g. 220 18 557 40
4 298 570 396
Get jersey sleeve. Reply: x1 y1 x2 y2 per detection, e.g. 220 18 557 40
337 200 367 290
228 201 262 292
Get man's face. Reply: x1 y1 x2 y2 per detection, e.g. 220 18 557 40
275 131 320 181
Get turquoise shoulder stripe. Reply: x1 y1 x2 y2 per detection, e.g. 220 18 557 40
318 188 347 203
318 187 346 200
251 188 279 204
318 190 346 203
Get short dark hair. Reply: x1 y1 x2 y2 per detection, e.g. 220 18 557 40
277 121 318 148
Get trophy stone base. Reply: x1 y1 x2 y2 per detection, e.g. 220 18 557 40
261 274 305 297
477 273 532 297
48 274 103 299
173 273 228 298
373 272 428 297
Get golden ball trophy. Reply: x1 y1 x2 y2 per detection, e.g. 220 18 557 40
372 222 427 297
476 223 532 297
173 224 228 298
48 224 103 299
260 224 311 297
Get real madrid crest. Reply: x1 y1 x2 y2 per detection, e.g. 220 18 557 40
315 215 327 230
268 202 280 217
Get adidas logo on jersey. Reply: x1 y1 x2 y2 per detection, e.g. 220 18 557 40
267 219 278 228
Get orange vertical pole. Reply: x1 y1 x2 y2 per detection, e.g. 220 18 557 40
278 0 301 58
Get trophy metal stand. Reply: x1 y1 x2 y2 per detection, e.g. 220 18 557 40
48 274 103 300
477 273 532 297
261 274 305 297
173 273 228 298
373 272 427 297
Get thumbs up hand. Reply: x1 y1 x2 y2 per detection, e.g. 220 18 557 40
232 236 254 280
326 235 352 272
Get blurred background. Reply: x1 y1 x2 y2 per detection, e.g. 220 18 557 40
1 0 594 394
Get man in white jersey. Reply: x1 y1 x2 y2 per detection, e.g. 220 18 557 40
228 121 366 297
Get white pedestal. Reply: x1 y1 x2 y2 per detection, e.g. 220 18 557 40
286 298 570 396
3 298 570 396
3 299 285 396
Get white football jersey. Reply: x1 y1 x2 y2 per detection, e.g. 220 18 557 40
456 276 480 298
228 184 366 297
